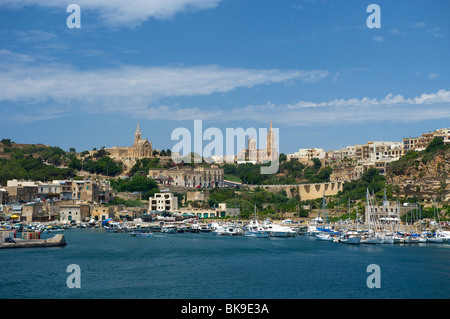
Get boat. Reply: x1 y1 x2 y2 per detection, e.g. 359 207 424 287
161 225 178 234
190 223 201 233
213 224 243 236
243 219 269 238
314 193 335 241
130 229 153 237
315 232 335 241
340 231 361 244
104 222 125 233
262 219 297 237
427 233 444 243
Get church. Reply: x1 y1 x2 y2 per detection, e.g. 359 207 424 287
107 124 153 159
237 121 278 164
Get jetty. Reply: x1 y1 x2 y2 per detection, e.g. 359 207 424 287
0 234 67 249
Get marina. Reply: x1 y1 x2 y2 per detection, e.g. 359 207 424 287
0 226 449 299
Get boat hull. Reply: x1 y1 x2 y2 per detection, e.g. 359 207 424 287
340 237 361 244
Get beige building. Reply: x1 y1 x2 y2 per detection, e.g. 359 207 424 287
287 148 326 164
403 128 450 152
148 193 178 212
91 205 114 221
178 203 237 218
5 180 38 204
149 165 224 188
59 204 90 223
107 124 153 159
186 190 210 204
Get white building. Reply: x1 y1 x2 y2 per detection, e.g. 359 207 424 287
59 204 90 224
287 148 326 163
148 193 178 212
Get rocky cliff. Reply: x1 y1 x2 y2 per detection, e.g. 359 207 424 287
386 146 450 201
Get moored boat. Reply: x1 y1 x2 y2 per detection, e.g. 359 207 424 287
340 231 361 244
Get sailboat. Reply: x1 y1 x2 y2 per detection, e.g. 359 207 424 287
340 206 361 244
315 193 335 241
360 189 382 244
427 199 446 243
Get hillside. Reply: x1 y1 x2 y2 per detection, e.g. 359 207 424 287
0 139 76 185
386 138 450 201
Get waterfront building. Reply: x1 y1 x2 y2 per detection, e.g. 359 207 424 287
178 203 238 218
59 204 90 224
91 205 114 221
148 193 179 212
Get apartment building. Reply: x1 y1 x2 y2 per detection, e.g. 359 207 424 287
403 128 450 152
148 193 178 212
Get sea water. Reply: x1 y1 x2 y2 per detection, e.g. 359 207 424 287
0 228 449 299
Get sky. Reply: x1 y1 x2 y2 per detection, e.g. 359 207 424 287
0 0 449 155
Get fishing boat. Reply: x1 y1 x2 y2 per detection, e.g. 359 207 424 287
104 222 125 233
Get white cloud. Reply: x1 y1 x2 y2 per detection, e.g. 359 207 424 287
412 22 426 28
389 29 407 37
0 0 223 27
117 89 450 126
0 50 328 120
428 73 440 79
373 36 384 43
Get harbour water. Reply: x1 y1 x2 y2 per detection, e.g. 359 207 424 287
1 228 449 299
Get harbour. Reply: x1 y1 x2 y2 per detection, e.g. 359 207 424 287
0 225 449 299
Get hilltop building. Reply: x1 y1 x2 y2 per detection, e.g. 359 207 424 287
237 121 278 164
107 124 153 159
148 165 224 188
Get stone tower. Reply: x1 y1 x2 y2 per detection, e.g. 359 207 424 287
135 123 142 143
266 120 276 159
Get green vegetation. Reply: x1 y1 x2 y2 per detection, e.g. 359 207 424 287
68 153 123 177
129 158 166 176
389 137 449 175
207 187 306 219
105 197 146 207
0 143 76 185
221 156 332 185
336 168 386 203
109 175 159 199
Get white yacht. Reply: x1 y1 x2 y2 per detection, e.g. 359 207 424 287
315 232 335 241
262 219 297 237
340 231 361 244
243 219 269 238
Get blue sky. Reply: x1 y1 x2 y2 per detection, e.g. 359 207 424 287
0 0 449 155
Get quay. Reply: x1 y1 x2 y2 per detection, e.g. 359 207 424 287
0 234 66 249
